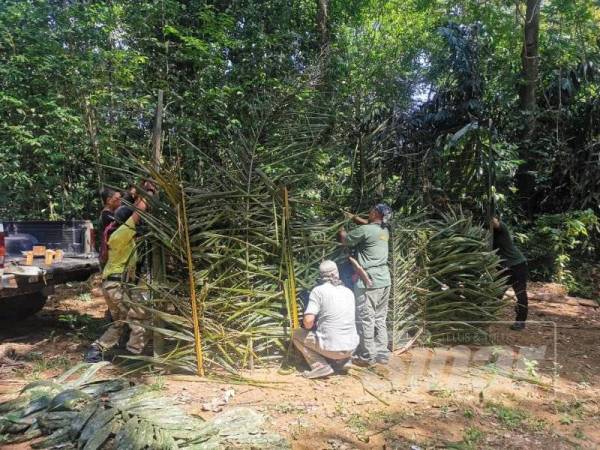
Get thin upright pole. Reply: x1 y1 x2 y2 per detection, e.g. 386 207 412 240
282 187 299 331
151 90 166 356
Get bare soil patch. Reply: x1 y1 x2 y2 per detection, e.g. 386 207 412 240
1 280 599 449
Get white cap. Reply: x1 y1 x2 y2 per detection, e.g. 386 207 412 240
319 260 339 279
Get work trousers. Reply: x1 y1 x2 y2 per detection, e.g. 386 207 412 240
292 329 353 369
506 262 528 322
95 280 149 354
354 285 391 363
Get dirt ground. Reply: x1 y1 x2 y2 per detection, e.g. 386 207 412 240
1 280 599 449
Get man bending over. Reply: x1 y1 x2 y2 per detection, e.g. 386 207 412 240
293 260 359 379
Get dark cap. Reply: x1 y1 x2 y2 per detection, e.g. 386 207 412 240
114 206 134 224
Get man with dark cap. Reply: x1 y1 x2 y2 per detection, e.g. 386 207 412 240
492 216 529 330
293 260 359 379
339 203 392 366
85 181 157 362
98 188 121 266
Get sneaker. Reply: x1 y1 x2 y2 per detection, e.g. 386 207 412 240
510 321 526 331
302 364 334 379
84 344 103 363
331 358 352 374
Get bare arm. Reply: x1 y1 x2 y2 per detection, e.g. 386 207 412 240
338 227 348 245
131 181 157 225
303 313 315 330
343 211 368 225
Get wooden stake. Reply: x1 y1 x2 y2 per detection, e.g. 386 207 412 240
282 187 299 331
151 90 166 357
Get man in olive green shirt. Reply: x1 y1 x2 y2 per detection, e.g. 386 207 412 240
492 217 528 330
339 203 392 366
85 182 156 363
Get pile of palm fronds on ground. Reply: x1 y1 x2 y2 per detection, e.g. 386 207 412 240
389 210 508 349
0 363 287 449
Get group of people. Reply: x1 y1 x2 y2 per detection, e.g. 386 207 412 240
85 181 156 363
292 203 394 379
293 204 530 379
85 187 529 372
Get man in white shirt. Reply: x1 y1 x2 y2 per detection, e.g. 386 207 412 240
293 260 359 379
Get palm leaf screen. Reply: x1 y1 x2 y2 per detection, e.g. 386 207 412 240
389 209 507 349
124 94 507 375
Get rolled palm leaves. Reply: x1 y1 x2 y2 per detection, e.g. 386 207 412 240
0 363 288 449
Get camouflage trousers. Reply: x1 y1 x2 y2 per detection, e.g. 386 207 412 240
95 280 149 354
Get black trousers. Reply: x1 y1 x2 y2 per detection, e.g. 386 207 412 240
506 262 528 322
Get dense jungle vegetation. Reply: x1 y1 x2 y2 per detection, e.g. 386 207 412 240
1 0 599 296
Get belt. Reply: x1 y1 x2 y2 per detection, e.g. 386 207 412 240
105 274 124 282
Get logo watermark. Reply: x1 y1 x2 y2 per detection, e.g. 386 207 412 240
363 321 558 395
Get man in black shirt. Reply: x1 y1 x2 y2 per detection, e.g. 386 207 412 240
99 188 121 265
492 217 528 330
99 188 121 231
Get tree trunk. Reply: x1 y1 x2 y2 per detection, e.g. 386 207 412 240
519 0 541 111
517 0 542 218
316 0 329 52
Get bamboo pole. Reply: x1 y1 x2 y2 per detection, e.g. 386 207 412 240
180 184 205 376
282 187 299 331
151 90 166 356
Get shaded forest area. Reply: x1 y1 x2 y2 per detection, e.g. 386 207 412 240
1 0 599 296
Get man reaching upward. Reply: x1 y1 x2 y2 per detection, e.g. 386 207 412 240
85 181 157 363
339 204 392 366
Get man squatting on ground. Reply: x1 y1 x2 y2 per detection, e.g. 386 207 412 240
339 204 393 366
293 260 360 379
85 181 157 363
492 216 529 331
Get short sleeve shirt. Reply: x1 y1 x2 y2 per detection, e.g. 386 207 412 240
305 282 359 352
345 223 391 288
102 217 137 279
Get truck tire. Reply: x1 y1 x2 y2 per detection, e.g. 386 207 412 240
0 292 47 321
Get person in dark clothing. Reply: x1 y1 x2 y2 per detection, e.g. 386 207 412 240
492 217 528 330
122 184 138 204
99 188 122 239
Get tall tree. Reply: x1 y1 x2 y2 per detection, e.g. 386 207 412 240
520 0 542 111
316 0 329 52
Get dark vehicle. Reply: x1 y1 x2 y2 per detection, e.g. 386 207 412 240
0 221 99 320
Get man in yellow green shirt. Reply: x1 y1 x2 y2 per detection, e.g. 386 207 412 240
85 181 156 363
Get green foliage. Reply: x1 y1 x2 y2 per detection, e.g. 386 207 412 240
521 209 599 296
1 0 599 228
486 402 528 429
0 364 287 449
